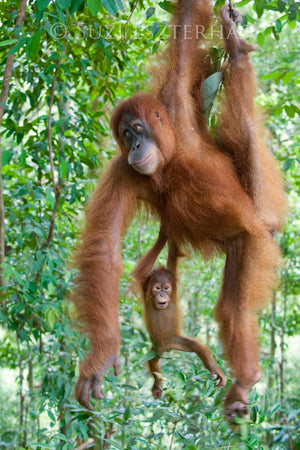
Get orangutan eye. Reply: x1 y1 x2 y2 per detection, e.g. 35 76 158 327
154 284 161 291
132 123 142 132
122 130 131 139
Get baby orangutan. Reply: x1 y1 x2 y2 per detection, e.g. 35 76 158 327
142 267 225 399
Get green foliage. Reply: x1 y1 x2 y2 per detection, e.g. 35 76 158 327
0 0 299 448
202 71 222 118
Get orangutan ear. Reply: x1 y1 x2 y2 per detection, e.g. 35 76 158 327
154 110 161 120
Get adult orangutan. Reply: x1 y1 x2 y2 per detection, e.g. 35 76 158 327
73 0 286 420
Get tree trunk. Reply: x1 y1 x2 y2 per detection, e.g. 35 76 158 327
0 0 27 289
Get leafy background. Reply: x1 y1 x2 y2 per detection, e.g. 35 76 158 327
0 0 299 448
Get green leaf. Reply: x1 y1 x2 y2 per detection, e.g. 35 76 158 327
29 282 37 293
283 72 293 84
36 0 51 11
87 0 102 15
243 13 255 24
202 72 222 98
46 187 56 209
282 158 293 172
285 105 295 118
31 445 53 449
269 402 281 413
100 0 118 15
146 7 155 19
292 104 300 116
272 26 279 41
202 71 222 117
277 0 286 12
27 29 42 60
120 383 138 390
152 22 160 37
2 150 11 166
236 0 252 5
54 432 68 442
7 37 28 57
288 9 297 21
264 26 273 36
13 269 24 286
240 422 248 441
69 0 85 14
274 105 283 116
254 0 265 17
261 71 281 80
288 20 296 29
215 0 226 7
124 405 130 421
158 1 175 13
275 18 282 33
48 409 56 422
0 39 18 47
45 307 58 329
59 160 68 179
57 0 72 9
0 101 8 110
257 32 265 47
250 406 258 423
177 371 186 382
114 0 124 13
35 251 46 272
138 350 157 364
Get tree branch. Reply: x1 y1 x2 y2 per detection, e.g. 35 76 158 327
0 0 27 289
122 0 139 48
44 41 68 250
47 42 67 198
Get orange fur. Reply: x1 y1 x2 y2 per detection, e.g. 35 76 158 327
142 268 225 398
72 0 286 417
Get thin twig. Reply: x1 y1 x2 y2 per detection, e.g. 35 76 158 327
44 40 68 249
103 427 116 449
169 421 177 450
44 191 61 248
122 0 139 48
0 0 27 290
47 41 67 197
33 40 68 283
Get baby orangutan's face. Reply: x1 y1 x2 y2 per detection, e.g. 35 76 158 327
151 279 172 310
